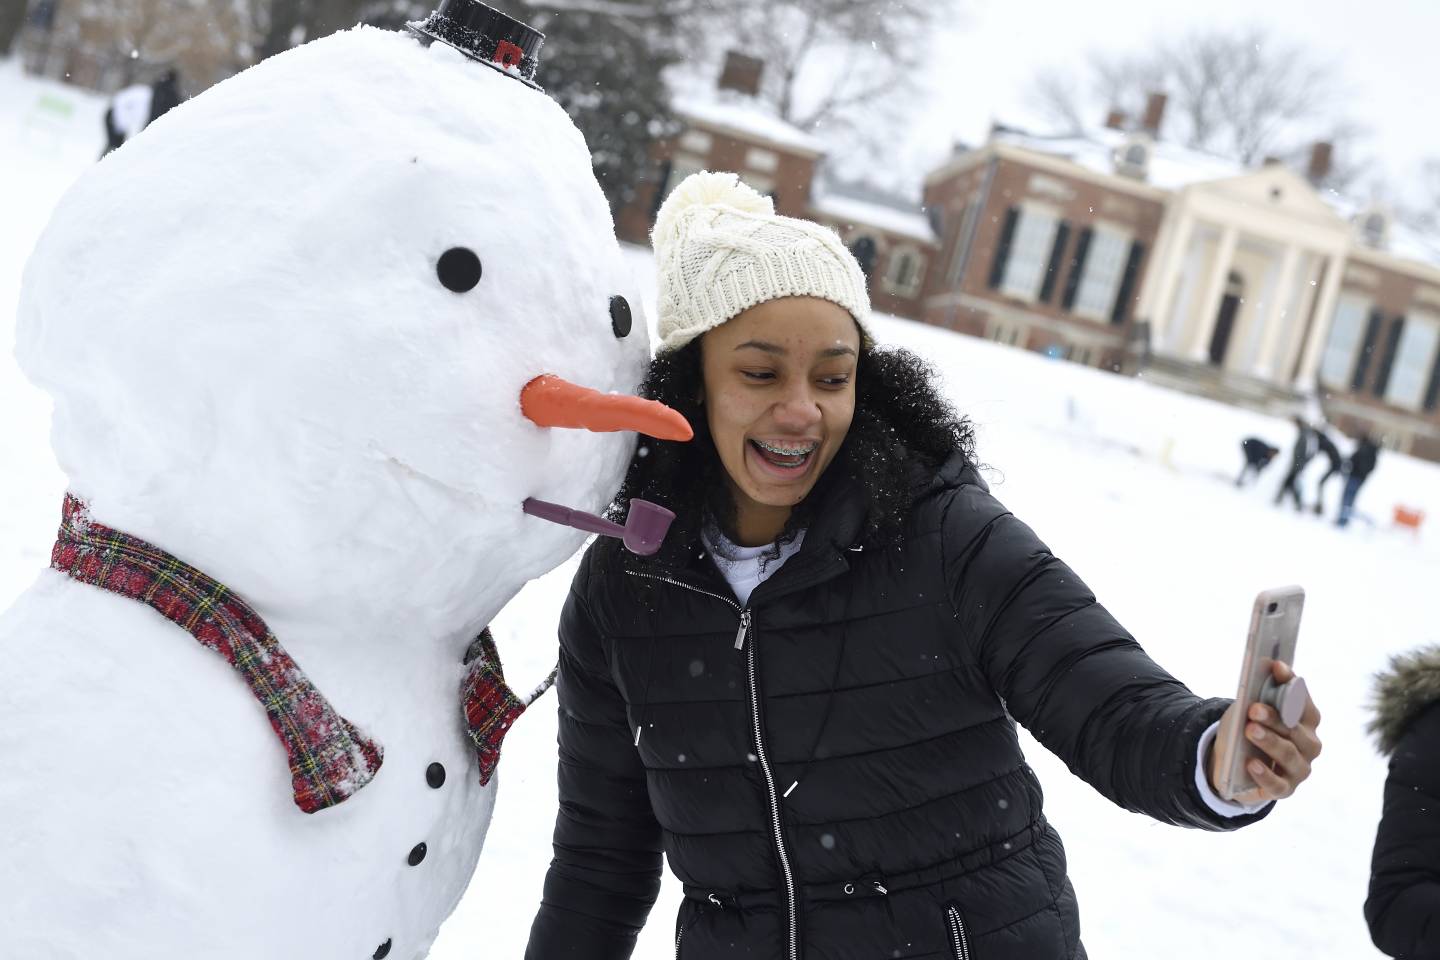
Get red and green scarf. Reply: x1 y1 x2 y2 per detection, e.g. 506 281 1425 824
51 495 539 812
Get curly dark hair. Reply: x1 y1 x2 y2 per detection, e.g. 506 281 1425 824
606 332 977 561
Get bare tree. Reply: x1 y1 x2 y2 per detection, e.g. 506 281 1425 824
1400 158 1440 232
712 0 960 135
0 0 30 57
54 0 256 89
1029 26 1357 168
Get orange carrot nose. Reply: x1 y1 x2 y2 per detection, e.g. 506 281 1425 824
520 375 694 442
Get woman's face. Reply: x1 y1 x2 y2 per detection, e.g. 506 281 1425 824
699 297 861 542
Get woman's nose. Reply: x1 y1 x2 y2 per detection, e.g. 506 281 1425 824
772 386 822 428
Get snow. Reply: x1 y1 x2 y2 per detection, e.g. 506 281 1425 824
673 92 826 156
3 54 1437 960
992 125 1244 193
810 190 937 244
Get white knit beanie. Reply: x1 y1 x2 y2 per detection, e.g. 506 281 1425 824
651 171 871 353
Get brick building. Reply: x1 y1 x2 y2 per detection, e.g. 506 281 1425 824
616 66 1440 461
616 53 940 322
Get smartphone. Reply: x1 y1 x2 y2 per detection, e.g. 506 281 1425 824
1213 585 1305 802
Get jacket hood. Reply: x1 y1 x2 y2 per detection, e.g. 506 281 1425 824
1369 644 1440 755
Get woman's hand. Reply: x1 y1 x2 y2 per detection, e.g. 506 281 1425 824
1210 660 1322 805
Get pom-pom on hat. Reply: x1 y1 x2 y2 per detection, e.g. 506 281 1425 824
652 171 871 353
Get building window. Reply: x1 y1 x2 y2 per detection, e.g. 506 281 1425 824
663 152 707 200
850 235 879 278
1319 294 1371 388
986 317 1023 346
745 147 778 174
678 130 713 155
1384 311 1440 410
739 172 774 197
999 206 1059 301
1071 225 1130 320
885 247 926 298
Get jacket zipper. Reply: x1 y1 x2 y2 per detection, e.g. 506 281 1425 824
626 570 800 960
674 925 683 960
945 903 972 960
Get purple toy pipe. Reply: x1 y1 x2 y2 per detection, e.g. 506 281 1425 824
523 497 676 557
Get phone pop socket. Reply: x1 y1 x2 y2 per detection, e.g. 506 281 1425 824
1259 674 1308 728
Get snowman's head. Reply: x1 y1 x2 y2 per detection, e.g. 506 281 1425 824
18 26 682 606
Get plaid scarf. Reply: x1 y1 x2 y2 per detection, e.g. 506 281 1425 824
51 495 551 809
51 494 382 814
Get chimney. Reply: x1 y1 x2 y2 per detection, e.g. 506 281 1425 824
1140 92 1167 137
718 51 764 97
1307 141 1334 184
1104 108 1127 131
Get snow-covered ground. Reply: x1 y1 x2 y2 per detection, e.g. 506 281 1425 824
3 60 1436 959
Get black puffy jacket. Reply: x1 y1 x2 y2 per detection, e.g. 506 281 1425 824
1366 645 1440 959
526 452 1268 960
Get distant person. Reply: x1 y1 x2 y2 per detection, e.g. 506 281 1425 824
100 68 182 158
1311 427 1344 514
1365 643 1440 959
1337 434 1381 528
1236 437 1281 487
148 69 182 124
1274 415 1318 510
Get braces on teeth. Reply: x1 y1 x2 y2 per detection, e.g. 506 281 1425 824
754 440 818 457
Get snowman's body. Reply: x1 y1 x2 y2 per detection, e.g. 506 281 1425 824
0 25 651 960
3 577 494 959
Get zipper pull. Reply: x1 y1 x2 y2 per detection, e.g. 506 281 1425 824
734 610 751 651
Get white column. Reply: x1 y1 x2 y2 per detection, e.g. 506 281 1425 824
1252 244 1302 380
1188 224 1240 361
1294 251 1346 390
1145 208 1195 343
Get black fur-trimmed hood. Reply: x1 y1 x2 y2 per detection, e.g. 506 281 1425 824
1369 644 1440 755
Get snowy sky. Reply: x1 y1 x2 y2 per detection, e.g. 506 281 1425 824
906 0 1436 200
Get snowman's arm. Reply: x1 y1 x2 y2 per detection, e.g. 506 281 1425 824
526 584 663 959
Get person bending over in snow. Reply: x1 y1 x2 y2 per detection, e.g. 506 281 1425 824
1237 436 1281 487
524 172 1323 960
1366 644 1440 959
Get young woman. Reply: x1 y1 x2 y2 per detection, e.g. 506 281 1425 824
524 172 1321 960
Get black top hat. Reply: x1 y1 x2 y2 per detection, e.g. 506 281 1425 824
408 0 546 90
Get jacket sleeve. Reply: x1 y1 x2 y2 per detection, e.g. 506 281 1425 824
940 478 1269 830
1365 706 1440 959
525 563 664 959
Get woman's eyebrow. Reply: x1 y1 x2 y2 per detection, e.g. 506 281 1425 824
735 340 786 355
734 341 857 359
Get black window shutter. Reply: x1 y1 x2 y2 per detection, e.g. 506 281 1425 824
1352 309 1384 391
1039 221 1070 303
1424 340 1440 412
1372 315 1406 399
1061 227 1093 311
1110 240 1147 325
987 207 1020 290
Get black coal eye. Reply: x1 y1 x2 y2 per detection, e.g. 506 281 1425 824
609 295 632 339
437 247 482 293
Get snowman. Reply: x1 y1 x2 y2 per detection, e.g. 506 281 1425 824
0 3 688 958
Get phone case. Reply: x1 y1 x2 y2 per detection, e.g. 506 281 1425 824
1214 585 1305 801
